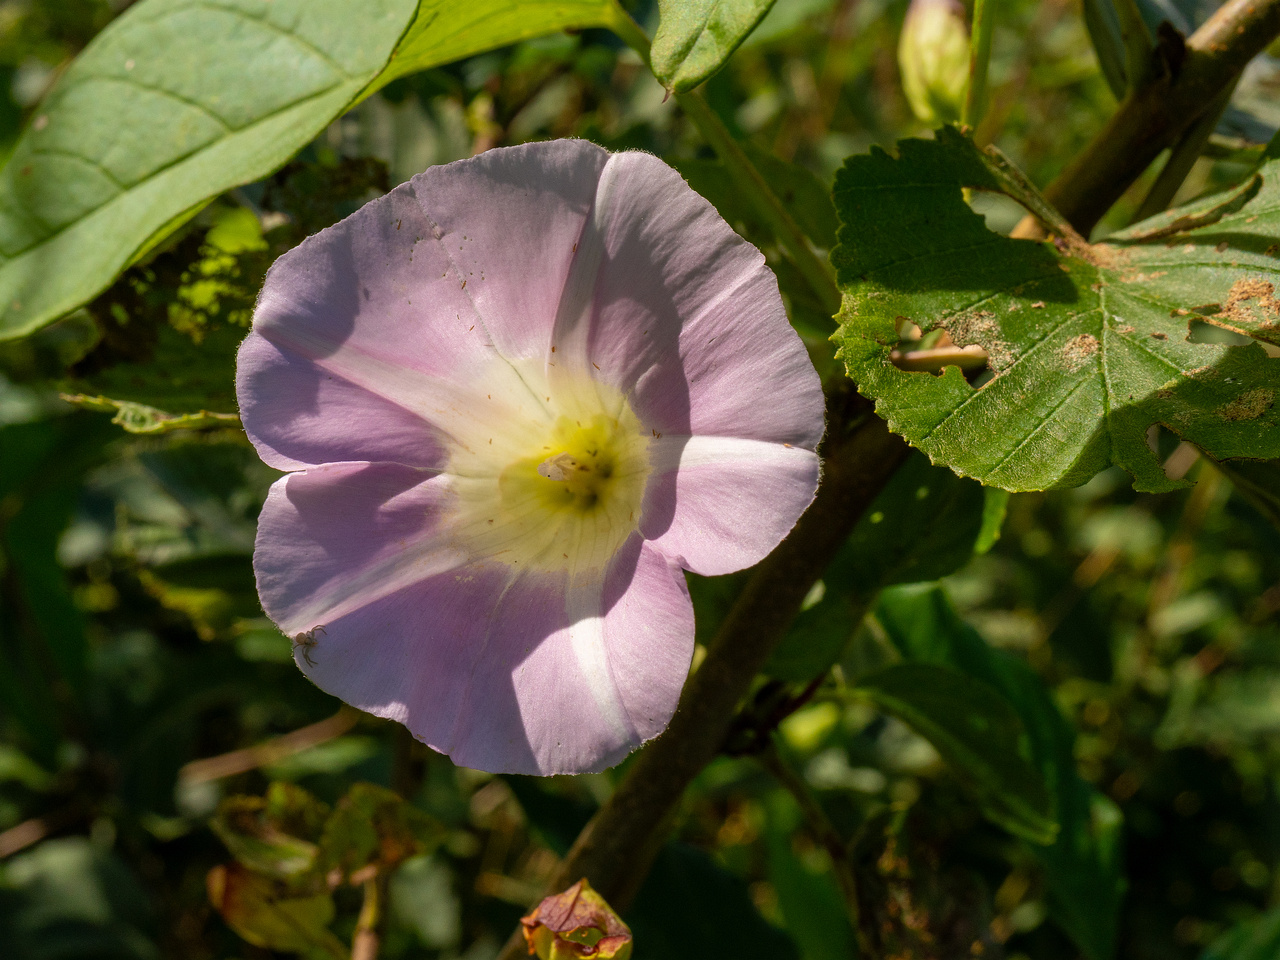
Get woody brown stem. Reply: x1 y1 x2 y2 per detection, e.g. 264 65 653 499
1014 0 1280 237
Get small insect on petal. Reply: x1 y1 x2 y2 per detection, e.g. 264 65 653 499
292 626 326 667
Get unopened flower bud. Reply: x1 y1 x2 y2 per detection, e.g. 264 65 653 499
898 0 971 125
520 879 632 960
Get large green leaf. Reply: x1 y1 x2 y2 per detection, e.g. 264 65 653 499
855 662 1058 845
0 0 619 341
651 0 777 92
832 126 1280 493
876 585 1125 960
368 0 619 94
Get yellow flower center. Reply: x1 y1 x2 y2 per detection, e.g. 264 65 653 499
446 362 651 574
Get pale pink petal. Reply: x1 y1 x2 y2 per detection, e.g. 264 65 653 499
244 176 554 460
411 139 609 361
294 538 693 775
253 463 465 635
551 150 825 449
237 333 448 471
640 435 821 576
446 538 693 774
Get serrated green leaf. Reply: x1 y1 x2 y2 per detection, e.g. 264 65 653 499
651 0 778 92
0 0 623 341
855 662 1058 845
832 126 1280 493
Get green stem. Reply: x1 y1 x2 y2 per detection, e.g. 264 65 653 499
1133 74 1239 222
674 92 842 317
1115 0 1155 89
962 0 995 129
606 1 842 318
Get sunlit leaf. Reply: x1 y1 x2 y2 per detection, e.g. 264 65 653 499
367 0 619 95
832 127 1280 493
651 0 778 91
0 0 622 341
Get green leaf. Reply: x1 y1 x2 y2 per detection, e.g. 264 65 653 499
651 0 778 92
765 795 856 960
875 584 1124 960
207 863 345 960
832 126 1280 493
367 0 619 95
626 842 801 960
0 0 417 341
318 782 442 880
854 662 1058 845
1202 908 1280 960
0 0 623 341
840 451 991 588
211 783 331 879
673 145 838 250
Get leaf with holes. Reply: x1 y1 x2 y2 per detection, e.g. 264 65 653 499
0 0 620 341
832 126 1280 493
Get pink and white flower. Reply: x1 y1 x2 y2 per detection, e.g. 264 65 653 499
236 140 824 775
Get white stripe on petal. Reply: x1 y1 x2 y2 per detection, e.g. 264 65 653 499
565 574 635 749
647 433 819 473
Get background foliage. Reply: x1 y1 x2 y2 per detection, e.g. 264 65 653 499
1 1 1280 959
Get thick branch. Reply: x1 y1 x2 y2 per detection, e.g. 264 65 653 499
494 390 909 960
1027 0 1280 236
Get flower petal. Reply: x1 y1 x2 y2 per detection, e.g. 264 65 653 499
236 332 448 471
242 176 555 467
292 537 693 775
552 150 825 449
640 435 821 575
412 139 610 362
253 462 465 635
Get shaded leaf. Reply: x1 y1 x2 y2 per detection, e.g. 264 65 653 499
1202 907 1280 960
318 782 442 881
855 662 1058 845
876 584 1125 960
206 863 344 960
1215 457 1280 532
211 783 331 880
651 0 778 92
626 842 800 960
832 126 1280 493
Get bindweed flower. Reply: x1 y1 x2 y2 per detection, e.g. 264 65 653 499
236 140 823 775
520 879 632 960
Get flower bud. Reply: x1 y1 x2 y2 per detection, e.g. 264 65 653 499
898 0 971 125
520 879 633 960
